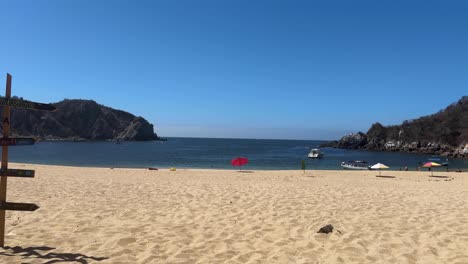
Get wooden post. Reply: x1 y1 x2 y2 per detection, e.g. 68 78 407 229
0 74 53 247
0 73 11 247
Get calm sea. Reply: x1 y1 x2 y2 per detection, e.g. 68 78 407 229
8 137 468 170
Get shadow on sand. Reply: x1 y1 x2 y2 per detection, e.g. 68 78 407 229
375 175 396 179
429 175 449 178
0 246 108 264
237 170 253 173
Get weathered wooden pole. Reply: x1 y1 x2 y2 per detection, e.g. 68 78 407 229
0 73 12 247
0 74 53 247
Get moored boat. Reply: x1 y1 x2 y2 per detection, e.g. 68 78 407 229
341 161 370 170
308 148 324 158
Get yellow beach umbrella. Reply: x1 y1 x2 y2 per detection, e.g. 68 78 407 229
422 162 441 176
371 163 389 176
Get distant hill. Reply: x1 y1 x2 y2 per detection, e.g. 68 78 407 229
321 96 468 158
2 99 159 141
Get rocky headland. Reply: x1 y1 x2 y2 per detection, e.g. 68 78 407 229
2 99 159 141
321 96 468 159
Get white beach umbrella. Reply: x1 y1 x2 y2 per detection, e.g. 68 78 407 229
371 163 389 176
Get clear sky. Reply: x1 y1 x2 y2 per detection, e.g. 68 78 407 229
1 0 467 140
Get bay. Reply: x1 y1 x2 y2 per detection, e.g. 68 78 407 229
8 137 468 171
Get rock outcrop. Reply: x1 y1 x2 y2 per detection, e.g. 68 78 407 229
2 99 159 141
321 96 468 159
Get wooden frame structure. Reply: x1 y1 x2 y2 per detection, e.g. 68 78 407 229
0 73 56 247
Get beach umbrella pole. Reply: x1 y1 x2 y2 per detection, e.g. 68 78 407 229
422 162 441 177
231 157 248 172
371 163 389 176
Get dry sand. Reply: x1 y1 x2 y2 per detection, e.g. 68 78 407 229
0 163 466 264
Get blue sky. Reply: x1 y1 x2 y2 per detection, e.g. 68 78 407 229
1 0 467 140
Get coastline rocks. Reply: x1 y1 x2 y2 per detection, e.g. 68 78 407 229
319 133 367 149
407 141 420 151
319 140 339 148
384 140 398 150
4 99 159 141
115 117 158 141
452 143 468 157
320 96 468 159
337 132 368 148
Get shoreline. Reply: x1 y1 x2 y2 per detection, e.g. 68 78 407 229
8 162 467 173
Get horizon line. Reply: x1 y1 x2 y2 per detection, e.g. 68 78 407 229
160 136 335 141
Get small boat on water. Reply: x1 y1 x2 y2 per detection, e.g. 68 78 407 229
341 161 370 170
308 148 324 158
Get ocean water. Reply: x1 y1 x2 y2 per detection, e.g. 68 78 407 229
8 137 468 170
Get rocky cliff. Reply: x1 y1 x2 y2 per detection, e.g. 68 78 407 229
321 96 468 158
2 99 159 141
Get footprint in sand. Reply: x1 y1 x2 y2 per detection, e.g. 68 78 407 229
118 237 137 246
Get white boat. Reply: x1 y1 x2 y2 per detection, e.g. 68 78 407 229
341 161 370 170
308 148 324 158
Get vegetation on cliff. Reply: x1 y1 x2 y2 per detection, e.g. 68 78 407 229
321 96 468 158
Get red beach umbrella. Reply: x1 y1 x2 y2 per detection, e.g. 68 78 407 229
231 157 249 171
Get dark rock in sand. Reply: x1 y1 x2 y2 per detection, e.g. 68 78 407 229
317 224 334 234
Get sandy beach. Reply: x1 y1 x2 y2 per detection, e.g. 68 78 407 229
0 163 466 264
